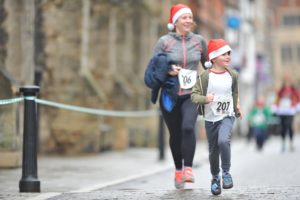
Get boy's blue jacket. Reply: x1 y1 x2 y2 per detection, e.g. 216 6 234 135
144 53 179 106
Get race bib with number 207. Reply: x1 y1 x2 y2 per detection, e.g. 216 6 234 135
211 96 233 116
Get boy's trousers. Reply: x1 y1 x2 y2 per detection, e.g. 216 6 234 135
205 116 235 177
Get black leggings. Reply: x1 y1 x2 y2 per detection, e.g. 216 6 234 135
279 115 294 141
160 95 198 169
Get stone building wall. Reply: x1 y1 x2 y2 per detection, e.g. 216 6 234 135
0 0 188 155
37 0 163 154
0 0 22 167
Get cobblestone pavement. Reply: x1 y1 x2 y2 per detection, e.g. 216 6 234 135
1 135 300 200
45 186 300 200
47 135 300 200
1 186 300 200
0 193 36 200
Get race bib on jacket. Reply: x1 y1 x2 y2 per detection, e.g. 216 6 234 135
178 69 197 89
279 97 292 109
252 111 267 125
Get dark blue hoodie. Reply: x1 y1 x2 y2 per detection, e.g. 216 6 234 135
144 53 179 110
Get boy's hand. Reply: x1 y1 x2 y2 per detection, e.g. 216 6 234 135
237 103 243 119
206 93 214 103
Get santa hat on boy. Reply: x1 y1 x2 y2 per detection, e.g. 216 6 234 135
167 4 193 31
204 39 231 68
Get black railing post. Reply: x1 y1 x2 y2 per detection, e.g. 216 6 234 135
19 85 40 193
158 112 165 160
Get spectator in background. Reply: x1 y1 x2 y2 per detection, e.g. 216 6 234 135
272 75 300 152
144 3 207 189
247 96 273 151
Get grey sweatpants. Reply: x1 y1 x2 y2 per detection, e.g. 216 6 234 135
205 116 235 177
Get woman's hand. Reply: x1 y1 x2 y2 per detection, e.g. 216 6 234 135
168 64 182 76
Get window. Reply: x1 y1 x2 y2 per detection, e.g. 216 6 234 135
282 14 300 27
297 44 300 63
281 44 293 64
280 43 300 64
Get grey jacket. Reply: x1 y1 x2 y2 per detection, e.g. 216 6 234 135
153 31 207 96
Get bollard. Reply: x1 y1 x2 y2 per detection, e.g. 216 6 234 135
158 112 165 160
19 85 40 193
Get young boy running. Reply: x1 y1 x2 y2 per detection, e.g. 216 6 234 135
191 39 242 195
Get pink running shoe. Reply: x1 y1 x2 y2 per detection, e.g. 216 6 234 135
174 170 184 189
183 167 195 183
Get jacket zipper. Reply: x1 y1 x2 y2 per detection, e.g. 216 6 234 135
179 35 187 95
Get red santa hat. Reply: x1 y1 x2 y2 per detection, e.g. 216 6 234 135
204 39 231 68
167 4 193 31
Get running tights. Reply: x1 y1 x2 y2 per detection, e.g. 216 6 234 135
160 95 198 169
279 115 294 142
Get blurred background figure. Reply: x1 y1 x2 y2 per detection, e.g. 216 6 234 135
272 74 300 152
247 96 272 151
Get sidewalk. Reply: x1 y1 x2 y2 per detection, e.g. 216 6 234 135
0 140 208 200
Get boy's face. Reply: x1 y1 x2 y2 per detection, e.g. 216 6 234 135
212 51 231 67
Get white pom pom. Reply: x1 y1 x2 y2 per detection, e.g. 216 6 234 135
204 61 212 68
167 23 174 31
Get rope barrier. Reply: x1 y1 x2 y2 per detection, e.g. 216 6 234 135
0 97 159 117
35 98 159 117
0 97 24 105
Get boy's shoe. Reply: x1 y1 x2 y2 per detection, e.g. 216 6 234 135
174 170 184 189
222 173 233 189
183 167 195 183
211 178 221 195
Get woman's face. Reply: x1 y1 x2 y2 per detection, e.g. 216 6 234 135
175 13 193 35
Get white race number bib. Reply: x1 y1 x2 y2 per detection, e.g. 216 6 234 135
279 97 292 109
211 96 233 116
178 69 197 89
252 111 266 125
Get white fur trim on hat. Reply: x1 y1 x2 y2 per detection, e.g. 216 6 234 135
204 61 212 68
167 23 175 31
208 45 231 61
172 7 192 24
